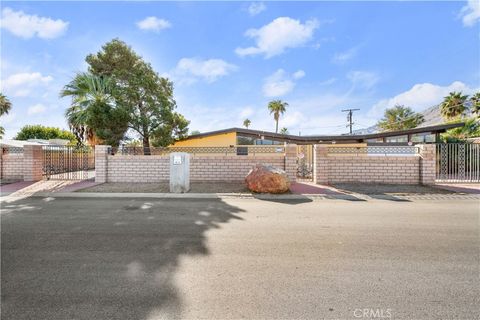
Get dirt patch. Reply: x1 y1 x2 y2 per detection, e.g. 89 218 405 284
77 181 250 193
332 183 458 195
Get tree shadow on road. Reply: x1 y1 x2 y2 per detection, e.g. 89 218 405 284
1 197 244 320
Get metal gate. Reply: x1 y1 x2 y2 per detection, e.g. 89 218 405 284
436 143 480 183
296 145 314 181
43 145 95 180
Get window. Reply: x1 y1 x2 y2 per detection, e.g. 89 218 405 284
385 135 408 143
254 139 283 145
411 133 435 143
237 135 255 145
238 135 283 145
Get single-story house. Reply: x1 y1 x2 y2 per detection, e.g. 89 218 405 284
172 123 465 147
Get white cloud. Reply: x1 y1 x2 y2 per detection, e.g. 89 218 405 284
240 107 254 118
27 104 47 115
318 78 337 86
293 70 306 80
1 72 53 97
0 7 68 39
248 2 266 16
136 16 171 32
1 112 16 124
263 69 305 97
281 111 306 128
369 81 477 117
347 71 379 90
332 47 357 64
173 58 237 83
459 0 480 27
235 17 319 58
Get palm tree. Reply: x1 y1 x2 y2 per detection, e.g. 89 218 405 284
0 93 11 116
267 100 288 133
470 92 480 117
440 91 468 120
243 118 251 129
377 105 424 132
279 127 289 134
0 93 12 138
60 72 115 145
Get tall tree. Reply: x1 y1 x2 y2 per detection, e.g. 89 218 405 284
279 127 289 134
267 100 288 133
243 118 251 129
441 118 480 142
85 39 189 154
470 92 480 118
440 91 468 120
60 72 126 146
377 105 424 132
0 93 12 138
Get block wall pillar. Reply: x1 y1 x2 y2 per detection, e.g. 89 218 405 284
419 144 436 185
95 145 110 183
285 144 297 183
313 144 329 184
23 145 43 182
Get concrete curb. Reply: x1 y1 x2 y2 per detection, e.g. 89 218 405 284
18 192 480 201
28 192 337 200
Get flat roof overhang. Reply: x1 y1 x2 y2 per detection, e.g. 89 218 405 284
181 122 465 145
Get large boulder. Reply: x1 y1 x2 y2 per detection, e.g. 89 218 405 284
245 164 290 194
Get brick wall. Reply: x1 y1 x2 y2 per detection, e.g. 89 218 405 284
324 155 420 184
23 145 43 182
106 155 169 182
313 144 436 185
103 154 286 182
190 155 285 181
418 144 436 185
1 154 24 180
95 145 109 183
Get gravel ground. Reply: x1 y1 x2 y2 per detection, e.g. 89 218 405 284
78 182 460 195
332 183 457 195
77 181 250 193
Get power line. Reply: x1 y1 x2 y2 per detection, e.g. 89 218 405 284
341 108 360 134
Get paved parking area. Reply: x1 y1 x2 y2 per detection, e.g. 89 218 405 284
1 197 479 319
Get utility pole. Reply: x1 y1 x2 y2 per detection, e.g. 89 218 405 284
342 108 360 135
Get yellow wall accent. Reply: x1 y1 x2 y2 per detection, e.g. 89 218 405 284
328 143 367 147
171 132 237 147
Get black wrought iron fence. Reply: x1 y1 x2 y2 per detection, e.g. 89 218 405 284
43 145 95 180
108 145 286 156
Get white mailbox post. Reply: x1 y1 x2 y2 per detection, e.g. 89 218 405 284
169 152 190 193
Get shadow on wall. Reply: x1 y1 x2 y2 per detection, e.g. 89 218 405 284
1 197 244 319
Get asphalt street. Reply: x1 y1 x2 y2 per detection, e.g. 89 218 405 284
1 197 479 319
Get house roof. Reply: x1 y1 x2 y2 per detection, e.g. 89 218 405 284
0 139 46 148
182 122 465 144
0 139 70 148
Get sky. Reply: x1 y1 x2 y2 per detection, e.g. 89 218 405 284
1 0 479 139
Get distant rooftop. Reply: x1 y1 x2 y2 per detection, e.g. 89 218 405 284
0 139 70 148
